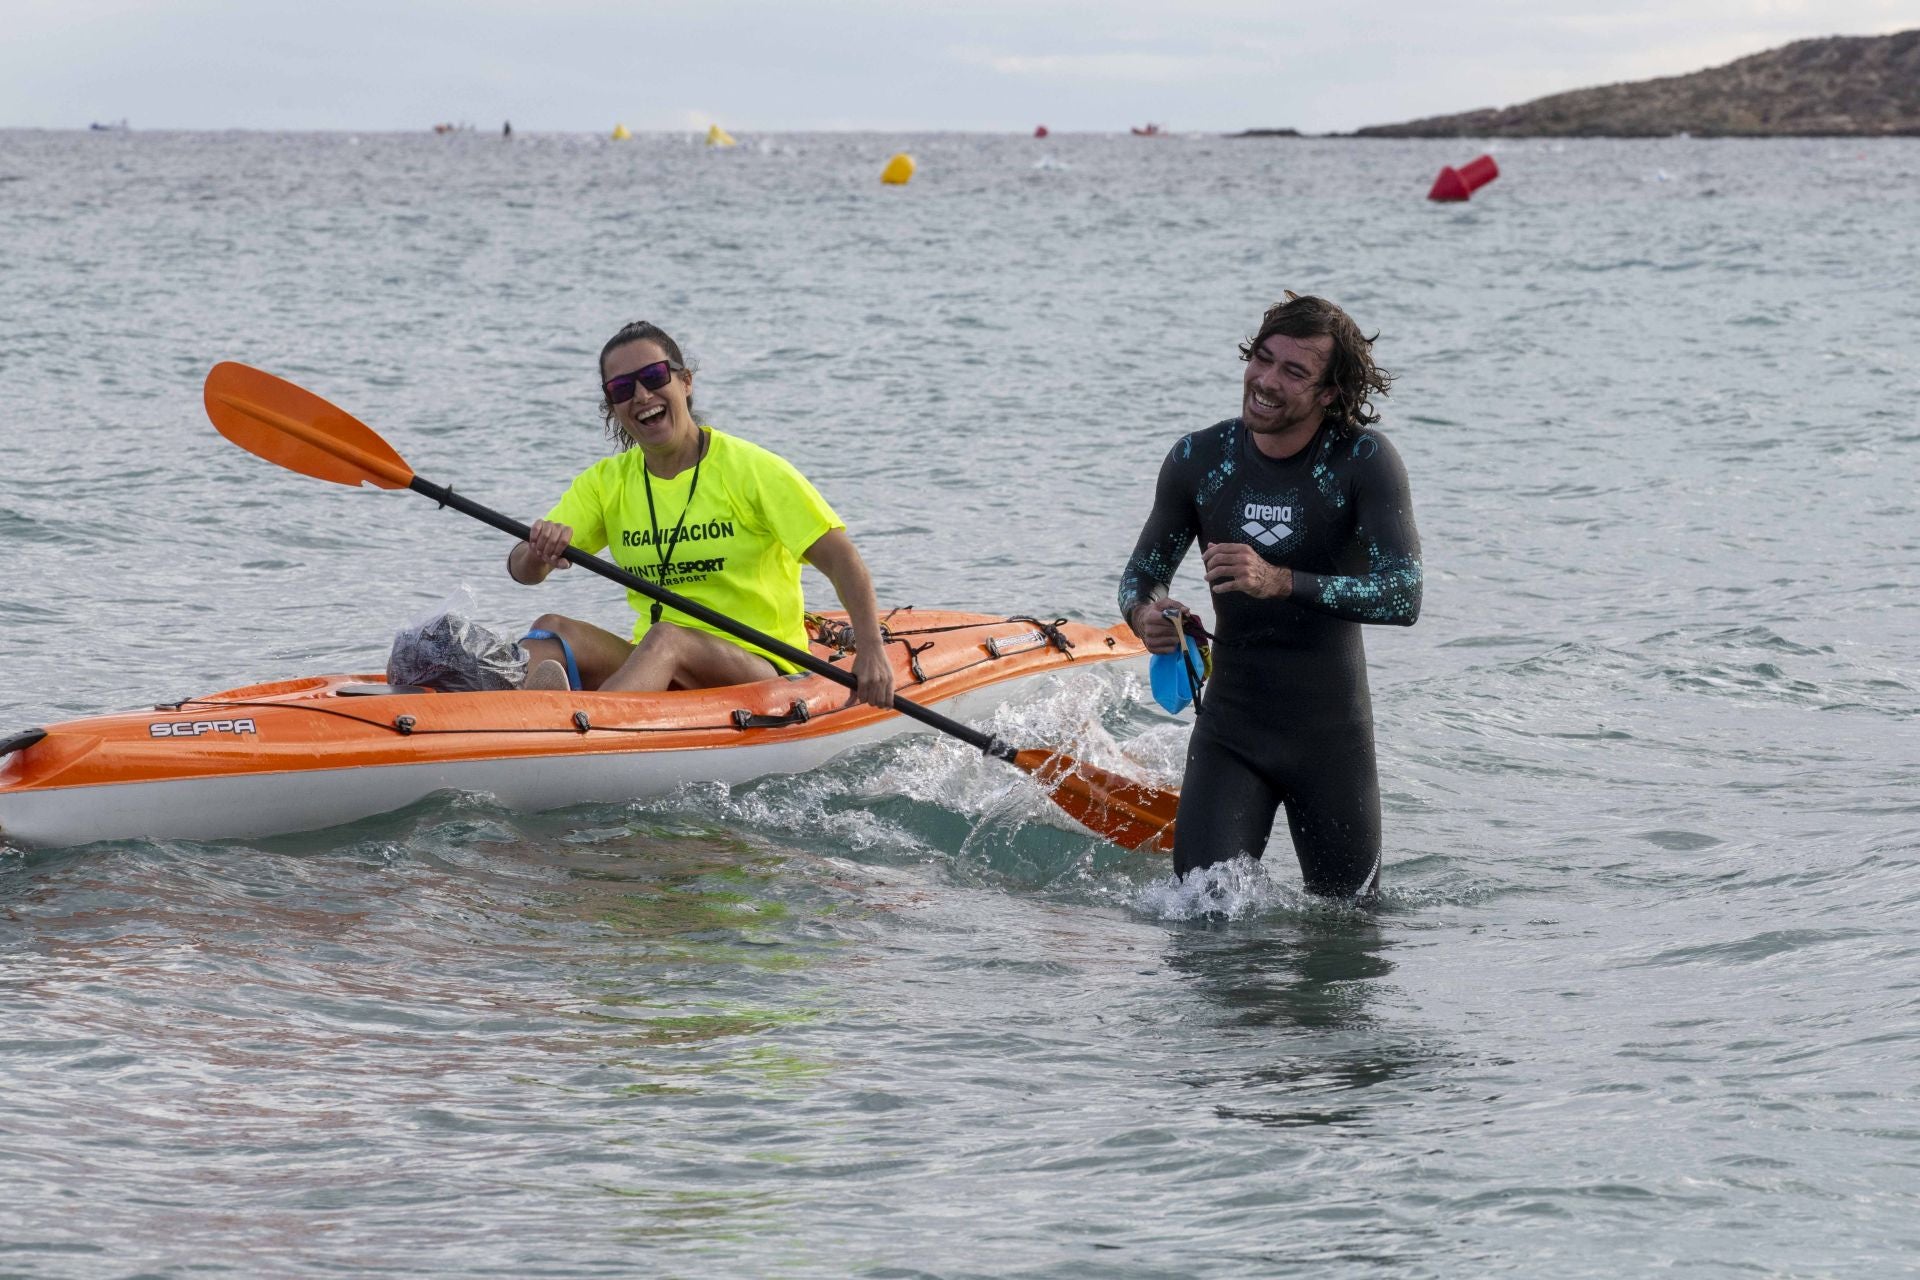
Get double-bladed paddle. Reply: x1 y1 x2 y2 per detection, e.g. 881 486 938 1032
202 361 1180 852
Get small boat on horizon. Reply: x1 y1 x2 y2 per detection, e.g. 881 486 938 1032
89 119 130 132
1130 123 1164 137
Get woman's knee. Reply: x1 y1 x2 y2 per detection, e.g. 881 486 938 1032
636 621 697 654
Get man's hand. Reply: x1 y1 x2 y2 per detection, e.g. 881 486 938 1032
1202 543 1291 599
1129 600 1194 654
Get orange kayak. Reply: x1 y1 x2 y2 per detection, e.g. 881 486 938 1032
0 611 1144 849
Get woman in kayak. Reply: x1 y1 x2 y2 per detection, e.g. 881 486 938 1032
508 320 894 707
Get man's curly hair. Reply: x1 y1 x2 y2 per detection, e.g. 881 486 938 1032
1238 292 1392 429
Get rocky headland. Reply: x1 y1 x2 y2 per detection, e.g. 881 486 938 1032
1354 29 1920 138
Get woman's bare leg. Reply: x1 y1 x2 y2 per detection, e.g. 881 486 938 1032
599 622 777 692
522 614 636 690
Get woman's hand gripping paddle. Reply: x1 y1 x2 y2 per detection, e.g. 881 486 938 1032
203 361 1180 852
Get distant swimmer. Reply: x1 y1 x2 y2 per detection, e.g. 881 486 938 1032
1118 293 1422 897
503 120 512 138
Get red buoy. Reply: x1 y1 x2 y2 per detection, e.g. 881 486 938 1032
1034 125 1049 138
1428 153 1499 202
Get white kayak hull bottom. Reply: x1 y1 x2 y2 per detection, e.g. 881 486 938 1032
0 676 1061 848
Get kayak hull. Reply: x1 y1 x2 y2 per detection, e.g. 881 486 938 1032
0 611 1144 848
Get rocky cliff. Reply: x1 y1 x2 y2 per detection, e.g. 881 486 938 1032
1355 30 1920 137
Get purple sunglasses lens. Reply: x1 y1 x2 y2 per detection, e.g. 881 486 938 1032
603 361 675 404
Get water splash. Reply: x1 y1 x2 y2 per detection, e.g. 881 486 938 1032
617 667 1184 889
1131 855 1292 920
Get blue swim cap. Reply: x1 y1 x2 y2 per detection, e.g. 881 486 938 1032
1148 635 1206 715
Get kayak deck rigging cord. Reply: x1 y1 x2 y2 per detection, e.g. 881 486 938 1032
149 611 1090 740
805 610 1082 684
154 694 791 738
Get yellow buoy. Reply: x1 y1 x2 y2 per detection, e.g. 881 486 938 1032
880 153 915 185
611 123 631 141
706 123 736 147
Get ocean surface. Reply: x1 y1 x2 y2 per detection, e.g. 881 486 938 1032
1 128 1916 1277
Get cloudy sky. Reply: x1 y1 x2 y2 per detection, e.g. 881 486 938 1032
6 0 1918 134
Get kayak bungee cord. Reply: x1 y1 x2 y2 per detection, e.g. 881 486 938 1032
151 612 1076 741
809 612 1103 684
154 695 800 739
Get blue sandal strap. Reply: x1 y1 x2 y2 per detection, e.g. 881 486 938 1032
520 629 581 691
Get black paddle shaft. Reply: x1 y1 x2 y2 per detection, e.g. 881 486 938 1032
408 476 1016 761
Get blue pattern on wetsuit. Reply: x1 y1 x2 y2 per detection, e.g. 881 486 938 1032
1119 417 1423 639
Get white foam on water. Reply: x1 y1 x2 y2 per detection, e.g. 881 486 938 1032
1130 855 1292 921
613 667 1185 885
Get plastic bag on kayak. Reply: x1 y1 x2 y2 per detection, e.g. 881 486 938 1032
385 585 529 692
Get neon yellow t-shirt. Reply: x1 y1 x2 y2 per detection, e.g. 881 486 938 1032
545 427 843 671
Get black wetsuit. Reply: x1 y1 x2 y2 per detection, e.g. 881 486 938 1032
1119 417 1421 894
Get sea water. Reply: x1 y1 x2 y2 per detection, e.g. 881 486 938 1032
0 129 1916 1277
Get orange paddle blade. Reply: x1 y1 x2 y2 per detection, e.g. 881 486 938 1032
204 362 414 490
1012 748 1178 852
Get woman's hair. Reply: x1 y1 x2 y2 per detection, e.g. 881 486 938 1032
598 320 692 446
1237 292 1392 429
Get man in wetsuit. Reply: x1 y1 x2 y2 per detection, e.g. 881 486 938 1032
1118 294 1422 896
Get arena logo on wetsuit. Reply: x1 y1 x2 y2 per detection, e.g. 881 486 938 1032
1241 502 1294 547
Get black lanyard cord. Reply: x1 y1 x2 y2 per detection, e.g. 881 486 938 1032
641 434 706 625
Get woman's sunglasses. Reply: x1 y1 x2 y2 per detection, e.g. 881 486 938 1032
602 361 679 405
